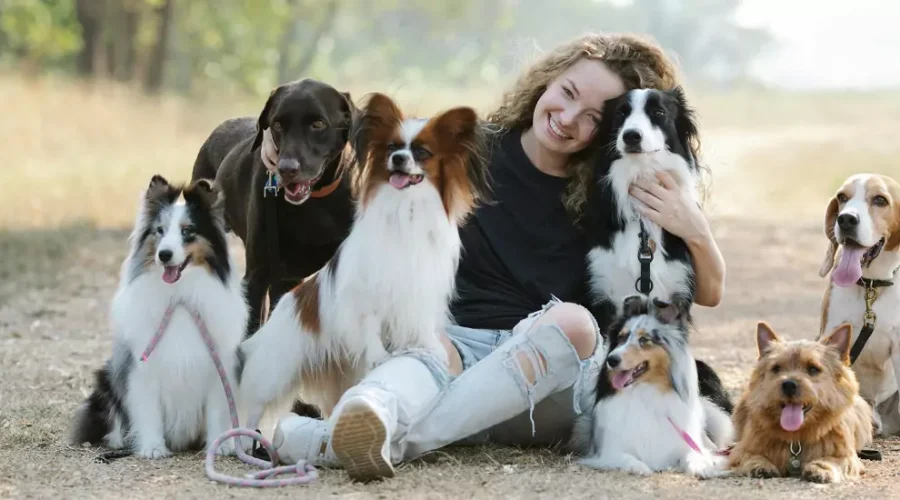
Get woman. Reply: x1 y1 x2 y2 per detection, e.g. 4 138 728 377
268 32 726 480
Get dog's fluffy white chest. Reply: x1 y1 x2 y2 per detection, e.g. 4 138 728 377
588 154 696 314
323 183 460 358
584 385 705 471
587 220 693 314
110 269 246 446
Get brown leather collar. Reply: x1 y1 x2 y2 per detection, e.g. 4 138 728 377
310 168 344 198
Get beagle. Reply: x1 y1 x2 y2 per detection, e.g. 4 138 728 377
818 173 900 435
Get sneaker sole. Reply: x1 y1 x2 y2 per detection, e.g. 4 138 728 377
331 399 394 481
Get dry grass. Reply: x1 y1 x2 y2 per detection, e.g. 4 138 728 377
2 73 900 498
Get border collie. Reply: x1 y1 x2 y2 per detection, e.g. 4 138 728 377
237 93 490 430
570 295 733 478
585 87 700 332
68 176 248 459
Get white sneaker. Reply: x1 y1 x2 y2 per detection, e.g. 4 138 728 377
271 413 338 467
331 394 395 481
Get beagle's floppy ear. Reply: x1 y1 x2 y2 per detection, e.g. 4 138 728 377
888 181 900 251
819 196 840 278
251 86 283 152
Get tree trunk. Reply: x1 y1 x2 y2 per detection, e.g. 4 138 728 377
75 0 102 77
144 0 174 94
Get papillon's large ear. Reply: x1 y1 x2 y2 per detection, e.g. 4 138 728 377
756 321 783 359
350 92 404 168
819 196 840 278
431 107 479 150
251 86 283 152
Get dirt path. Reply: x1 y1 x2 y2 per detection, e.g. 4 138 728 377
1 216 898 499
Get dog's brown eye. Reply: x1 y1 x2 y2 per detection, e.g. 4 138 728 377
771 364 781 374
638 336 650 347
653 109 665 118
413 146 432 161
807 365 821 376
836 193 848 203
311 120 327 130
873 195 889 207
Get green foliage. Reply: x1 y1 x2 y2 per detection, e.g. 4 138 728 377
0 0 82 64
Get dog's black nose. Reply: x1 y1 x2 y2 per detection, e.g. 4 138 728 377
391 153 407 167
781 379 799 397
837 212 859 230
607 355 621 369
158 249 173 263
623 129 642 146
277 159 299 176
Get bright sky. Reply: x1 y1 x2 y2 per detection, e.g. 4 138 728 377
735 0 900 89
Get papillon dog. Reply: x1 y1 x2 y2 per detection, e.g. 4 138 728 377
585 87 701 332
68 176 248 459
237 93 490 430
570 295 733 478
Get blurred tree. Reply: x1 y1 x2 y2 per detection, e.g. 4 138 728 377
0 0 773 94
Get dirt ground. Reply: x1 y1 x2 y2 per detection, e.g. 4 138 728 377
2 215 899 500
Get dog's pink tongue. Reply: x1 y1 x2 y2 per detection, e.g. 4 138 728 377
389 173 411 189
611 371 632 390
833 246 866 287
162 266 179 284
780 404 804 432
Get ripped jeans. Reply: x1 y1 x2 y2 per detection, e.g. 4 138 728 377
393 297 605 460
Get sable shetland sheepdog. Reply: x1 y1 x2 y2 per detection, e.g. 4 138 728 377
569 295 733 478
585 87 701 332
237 93 490 430
68 176 248 458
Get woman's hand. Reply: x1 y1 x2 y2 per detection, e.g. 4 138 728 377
629 170 708 244
628 170 726 307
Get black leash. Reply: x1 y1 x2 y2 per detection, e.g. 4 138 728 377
847 275 894 463
635 219 654 295
848 277 893 365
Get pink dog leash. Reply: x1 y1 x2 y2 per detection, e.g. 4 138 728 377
140 299 318 487
666 416 731 457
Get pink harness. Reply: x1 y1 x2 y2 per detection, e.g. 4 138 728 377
140 299 319 487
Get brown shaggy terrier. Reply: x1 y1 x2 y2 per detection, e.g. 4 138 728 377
728 322 873 483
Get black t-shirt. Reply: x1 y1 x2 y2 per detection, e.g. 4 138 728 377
450 128 590 331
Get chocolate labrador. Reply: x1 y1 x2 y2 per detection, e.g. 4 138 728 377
191 78 356 337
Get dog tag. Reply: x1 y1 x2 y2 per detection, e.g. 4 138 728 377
787 455 802 477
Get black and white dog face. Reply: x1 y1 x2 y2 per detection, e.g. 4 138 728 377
600 87 699 167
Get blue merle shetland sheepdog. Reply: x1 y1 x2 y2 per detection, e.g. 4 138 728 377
68 175 248 459
570 295 733 478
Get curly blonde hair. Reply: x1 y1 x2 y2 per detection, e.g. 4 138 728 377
486 33 687 220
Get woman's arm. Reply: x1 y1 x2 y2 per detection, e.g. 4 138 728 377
628 171 725 307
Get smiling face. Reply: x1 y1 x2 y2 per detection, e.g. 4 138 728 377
530 58 626 157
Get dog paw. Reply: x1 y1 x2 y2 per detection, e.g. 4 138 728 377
136 444 172 459
750 465 779 479
802 461 840 484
